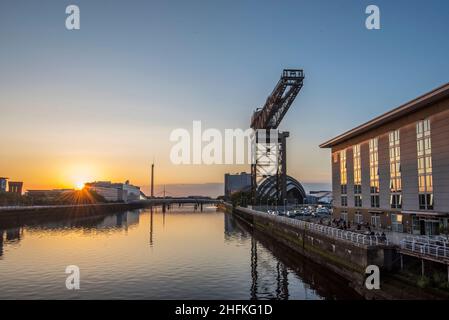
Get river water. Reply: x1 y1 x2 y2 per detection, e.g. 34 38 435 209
0 207 361 299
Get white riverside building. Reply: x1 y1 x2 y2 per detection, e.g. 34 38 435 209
85 180 141 203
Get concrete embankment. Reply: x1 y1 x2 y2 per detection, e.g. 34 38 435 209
219 203 400 298
0 202 148 228
221 203 449 299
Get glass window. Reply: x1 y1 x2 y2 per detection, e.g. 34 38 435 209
369 138 380 208
389 130 402 209
416 119 434 210
355 212 363 224
391 213 403 232
371 214 381 228
353 144 362 191
355 195 362 207
371 195 380 208
340 149 347 195
341 195 348 207
390 194 402 209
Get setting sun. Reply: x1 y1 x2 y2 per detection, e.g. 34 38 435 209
75 182 85 190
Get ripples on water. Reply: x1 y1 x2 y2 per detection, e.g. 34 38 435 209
0 207 360 299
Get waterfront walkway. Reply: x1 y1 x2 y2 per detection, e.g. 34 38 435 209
238 206 390 247
247 205 449 266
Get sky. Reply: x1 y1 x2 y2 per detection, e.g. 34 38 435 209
1 0 449 195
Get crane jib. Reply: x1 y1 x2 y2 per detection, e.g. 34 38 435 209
250 69 304 130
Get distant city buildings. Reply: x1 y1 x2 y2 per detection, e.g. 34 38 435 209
8 182 23 194
0 177 24 195
0 177 142 204
321 83 449 235
0 177 8 193
84 180 141 202
224 172 252 200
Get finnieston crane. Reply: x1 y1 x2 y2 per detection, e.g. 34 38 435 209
250 69 304 204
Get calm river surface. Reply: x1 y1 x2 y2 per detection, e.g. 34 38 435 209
0 207 360 299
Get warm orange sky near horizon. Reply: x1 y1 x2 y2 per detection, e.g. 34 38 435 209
0 118 330 192
0 106 330 191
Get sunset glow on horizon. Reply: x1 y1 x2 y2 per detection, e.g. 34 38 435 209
75 182 85 190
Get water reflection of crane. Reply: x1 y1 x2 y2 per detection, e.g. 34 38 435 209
250 236 258 299
250 234 289 300
275 261 289 299
229 215 291 299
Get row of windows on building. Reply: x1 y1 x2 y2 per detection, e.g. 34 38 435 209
338 119 434 211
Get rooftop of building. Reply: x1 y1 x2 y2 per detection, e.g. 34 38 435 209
85 181 140 189
309 190 332 196
225 172 251 176
320 82 449 148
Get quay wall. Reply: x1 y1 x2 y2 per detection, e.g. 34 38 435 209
228 204 396 296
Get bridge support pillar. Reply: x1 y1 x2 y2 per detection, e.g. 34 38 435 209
200 203 203 212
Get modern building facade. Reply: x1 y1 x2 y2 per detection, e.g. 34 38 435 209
320 83 449 235
8 181 23 194
224 172 252 200
0 177 8 193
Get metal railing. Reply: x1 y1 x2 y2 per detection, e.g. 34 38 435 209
400 239 449 260
239 207 389 247
403 235 449 247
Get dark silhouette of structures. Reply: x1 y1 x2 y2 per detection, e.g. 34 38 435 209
251 69 304 203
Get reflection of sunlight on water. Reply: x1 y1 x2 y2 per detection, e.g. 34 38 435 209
0 207 359 299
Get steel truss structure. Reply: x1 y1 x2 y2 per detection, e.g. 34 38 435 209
250 69 304 203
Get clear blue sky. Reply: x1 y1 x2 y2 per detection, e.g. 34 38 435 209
0 0 448 192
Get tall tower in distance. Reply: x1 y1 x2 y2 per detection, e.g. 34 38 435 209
151 163 154 198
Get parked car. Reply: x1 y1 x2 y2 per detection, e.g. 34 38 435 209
316 207 330 215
